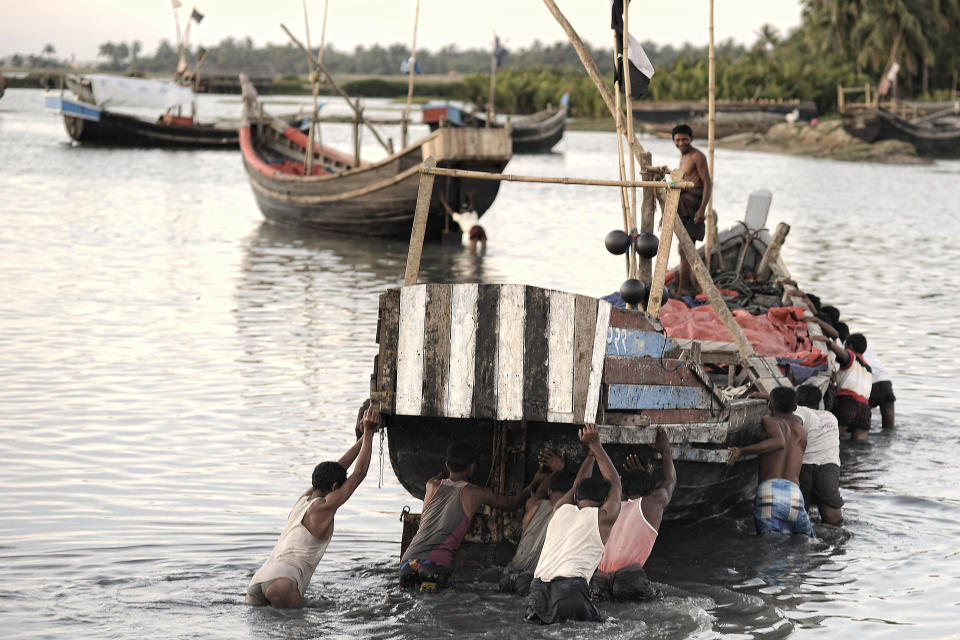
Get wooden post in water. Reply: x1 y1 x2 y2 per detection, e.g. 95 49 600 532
756 222 790 280
837 84 844 114
404 158 438 286
647 169 683 317
402 0 420 148
353 99 362 166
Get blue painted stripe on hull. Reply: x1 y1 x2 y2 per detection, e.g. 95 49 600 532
43 95 101 121
605 327 675 358
607 384 703 410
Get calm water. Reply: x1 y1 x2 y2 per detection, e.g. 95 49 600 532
1 89 959 639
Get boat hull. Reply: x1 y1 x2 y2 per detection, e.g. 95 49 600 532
842 106 960 157
423 104 567 154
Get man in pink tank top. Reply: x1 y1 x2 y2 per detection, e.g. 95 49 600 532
591 426 676 601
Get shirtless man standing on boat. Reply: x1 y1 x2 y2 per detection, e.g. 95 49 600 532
245 402 380 608
728 386 814 537
672 124 713 296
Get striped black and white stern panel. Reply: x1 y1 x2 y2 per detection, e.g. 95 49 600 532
387 283 609 423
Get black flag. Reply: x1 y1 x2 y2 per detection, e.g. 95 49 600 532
611 0 654 99
190 7 204 23
494 36 508 70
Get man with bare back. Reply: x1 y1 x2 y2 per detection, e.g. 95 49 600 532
245 402 380 607
728 386 814 537
672 124 713 296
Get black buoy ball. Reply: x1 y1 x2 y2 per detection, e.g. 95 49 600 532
620 278 649 306
605 229 631 255
634 232 659 259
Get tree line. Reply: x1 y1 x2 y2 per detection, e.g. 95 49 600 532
5 1 958 115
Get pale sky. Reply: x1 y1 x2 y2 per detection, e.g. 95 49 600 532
3 1 804 63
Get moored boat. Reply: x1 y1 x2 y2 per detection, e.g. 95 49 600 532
842 104 960 157
422 92 570 154
239 77 512 239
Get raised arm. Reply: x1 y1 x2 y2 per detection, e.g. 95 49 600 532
438 191 454 216
554 451 595 511
727 415 785 466
578 424 621 537
641 428 676 530
694 152 712 223
323 406 379 509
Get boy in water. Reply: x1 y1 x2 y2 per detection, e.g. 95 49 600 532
591 427 676 602
672 124 712 296
813 332 873 440
399 441 536 592
246 402 380 608
525 423 622 624
439 189 487 255
728 386 813 537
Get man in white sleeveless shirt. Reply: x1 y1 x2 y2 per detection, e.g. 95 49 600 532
524 423 622 624
246 403 379 608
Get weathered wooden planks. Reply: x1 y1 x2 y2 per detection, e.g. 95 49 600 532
572 295 598 423
597 422 728 445
547 291 576 422
603 357 700 387
605 327 675 358
473 285 500 419
497 284 525 421
446 284 478 418
583 300 612 424
422 284 451 416
395 285 427 415
376 289 401 414
606 384 717 411
523 287 550 421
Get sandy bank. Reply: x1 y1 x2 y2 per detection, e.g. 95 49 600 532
718 120 930 164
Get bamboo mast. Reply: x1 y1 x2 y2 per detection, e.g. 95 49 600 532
315 0 329 154
281 24 392 154
704 0 716 271
302 0 318 176
612 39 632 280
402 0 420 147
487 33 497 127
621 0 639 279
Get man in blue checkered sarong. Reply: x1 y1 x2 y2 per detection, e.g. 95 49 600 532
728 387 815 538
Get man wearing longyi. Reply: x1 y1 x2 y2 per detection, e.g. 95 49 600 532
672 123 713 296
728 386 813 537
245 402 379 608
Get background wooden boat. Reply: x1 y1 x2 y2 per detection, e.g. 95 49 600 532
422 93 569 154
240 83 512 239
842 105 960 157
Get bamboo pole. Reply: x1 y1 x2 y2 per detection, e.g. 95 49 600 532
611 38 632 280
646 169 683 317
756 222 790 280
301 0 317 176
621 0 639 278
419 166 694 189
639 151 655 282
281 23 392 154
315 0 329 153
402 0 420 148
837 84 844 114
541 0 649 171
404 158 438 286
487 33 497 127
705 0 716 272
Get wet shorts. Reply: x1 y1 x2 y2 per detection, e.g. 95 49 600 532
590 564 660 602
399 558 453 593
833 395 871 431
755 478 815 537
869 381 896 408
798 463 844 510
469 225 487 242
498 569 534 596
524 577 601 624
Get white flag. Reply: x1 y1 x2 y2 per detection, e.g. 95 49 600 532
171 0 182 8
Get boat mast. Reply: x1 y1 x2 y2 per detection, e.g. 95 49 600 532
620 0 639 280
402 0 421 147
705 0 717 271
487 33 497 127
301 0 326 176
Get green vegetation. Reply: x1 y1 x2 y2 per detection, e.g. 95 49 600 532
4 2 957 115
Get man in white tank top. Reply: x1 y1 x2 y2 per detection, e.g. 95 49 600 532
245 403 379 608
524 423 622 624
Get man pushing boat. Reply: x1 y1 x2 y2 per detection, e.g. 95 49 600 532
246 402 380 607
728 386 814 537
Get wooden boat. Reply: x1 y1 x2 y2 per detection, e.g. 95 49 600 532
422 92 569 154
43 74 309 149
633 100 817 139
239 78 512 239
369 181 835 553
842 105 960 157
